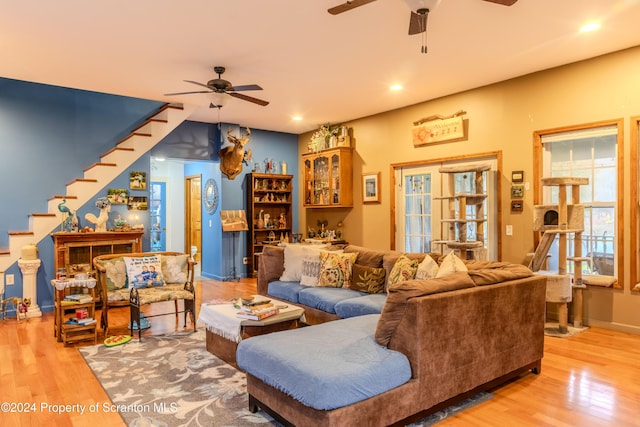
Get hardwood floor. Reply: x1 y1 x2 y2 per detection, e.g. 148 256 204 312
1 277 638 426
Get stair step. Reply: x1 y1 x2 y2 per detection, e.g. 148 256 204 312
49 195 79 201
0 247 9 256
83 162 117 173
101 146 135 159
8 231 35 236
66 178 98 186
30 213 56 217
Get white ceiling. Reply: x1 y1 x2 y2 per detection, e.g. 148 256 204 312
2 0 640 134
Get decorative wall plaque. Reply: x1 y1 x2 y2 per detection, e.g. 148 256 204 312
412 110 466 147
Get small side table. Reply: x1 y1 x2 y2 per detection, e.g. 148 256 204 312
51 278 97 345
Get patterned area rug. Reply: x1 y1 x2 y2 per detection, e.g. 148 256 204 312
79 329 492 426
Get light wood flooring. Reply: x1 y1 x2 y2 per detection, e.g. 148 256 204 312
1 277 638 426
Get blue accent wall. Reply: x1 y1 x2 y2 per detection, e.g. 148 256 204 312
0 77 298 313
0 77 163 247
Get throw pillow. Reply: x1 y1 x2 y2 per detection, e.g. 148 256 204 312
350 264 386 294
97 258 127 291
300 248 330 286
386 255 419 288
280 244 328 282
436 251 468 278
161 254 189 284
317 251 359 288
123 255 165 289
415 254 439 280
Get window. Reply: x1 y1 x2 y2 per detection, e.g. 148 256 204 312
535 120 623 286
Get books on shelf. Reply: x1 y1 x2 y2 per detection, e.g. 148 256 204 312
236 303 279 321
65 317 96 326
64 293 93 303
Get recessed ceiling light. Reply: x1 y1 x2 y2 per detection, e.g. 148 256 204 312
292 116 303 121
580 22 601 33
390 84 403 91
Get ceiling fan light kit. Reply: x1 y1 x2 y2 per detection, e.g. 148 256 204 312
164 66 269 107
328 0 518 53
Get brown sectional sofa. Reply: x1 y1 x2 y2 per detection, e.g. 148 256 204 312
247 244 547 426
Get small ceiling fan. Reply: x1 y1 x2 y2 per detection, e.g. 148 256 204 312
328 0 518 53
164 66 269 107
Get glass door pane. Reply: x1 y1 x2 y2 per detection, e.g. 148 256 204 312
150 181 166 251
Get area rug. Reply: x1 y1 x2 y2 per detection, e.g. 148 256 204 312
79 329 492 426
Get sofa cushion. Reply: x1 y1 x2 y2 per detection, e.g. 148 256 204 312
267 280 307 304
300 248 340 286
386 255 419 288
96 258 127 292
124 255 165 288
375 272 476 346
382 252 428 282
237 314 411 411
318 251 358 288
334 294 387 318
280 244 329 282
344 245 385 268
107 284 193 303
415 254 439 280
161 254 189 284
436 251 468 278
350 264 386 294
298 287 366 314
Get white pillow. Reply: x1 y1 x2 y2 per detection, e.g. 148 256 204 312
280 244 329 282
300 248 342 286
415 254 439 280
435 251 468 278
124 255 165 288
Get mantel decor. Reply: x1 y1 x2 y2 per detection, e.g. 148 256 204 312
412 110 466 147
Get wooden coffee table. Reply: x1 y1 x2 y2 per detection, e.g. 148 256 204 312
199 295 304 368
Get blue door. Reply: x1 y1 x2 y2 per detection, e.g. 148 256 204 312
150 181 166 251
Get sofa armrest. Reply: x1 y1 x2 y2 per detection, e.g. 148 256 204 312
257 245 285 295
388 275 546 399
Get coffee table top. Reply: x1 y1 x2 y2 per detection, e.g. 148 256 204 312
198 295 304 342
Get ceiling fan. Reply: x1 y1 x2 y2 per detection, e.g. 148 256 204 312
164 66 269 107
328 0 518 53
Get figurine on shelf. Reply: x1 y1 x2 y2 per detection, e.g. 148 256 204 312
256 210 265 229
84 197 111 232
279 213 286 229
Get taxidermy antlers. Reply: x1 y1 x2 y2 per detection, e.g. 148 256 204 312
219 127 251 180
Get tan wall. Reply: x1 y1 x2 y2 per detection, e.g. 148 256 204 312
297 45 640 334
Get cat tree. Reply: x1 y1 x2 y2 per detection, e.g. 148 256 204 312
529 177 588 334
434 163 490 260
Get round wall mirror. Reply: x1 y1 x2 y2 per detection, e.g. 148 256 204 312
203 178 219 214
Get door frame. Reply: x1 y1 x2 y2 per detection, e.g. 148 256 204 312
184 174 202 260
390 150 503 258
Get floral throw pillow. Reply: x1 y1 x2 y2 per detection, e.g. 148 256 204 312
161 254 189 284
350 264 386 294
387 255 419 288
317 252 359 288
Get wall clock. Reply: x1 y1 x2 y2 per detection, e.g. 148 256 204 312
203 178 219 214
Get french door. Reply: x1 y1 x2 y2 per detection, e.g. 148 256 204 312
394 156 498 260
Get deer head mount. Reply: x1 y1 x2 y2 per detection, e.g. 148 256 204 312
218 127 251 180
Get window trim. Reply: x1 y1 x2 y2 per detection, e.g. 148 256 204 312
533 119 624 289
630 116 639 291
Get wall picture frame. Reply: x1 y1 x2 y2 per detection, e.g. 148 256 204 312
362 172 381 203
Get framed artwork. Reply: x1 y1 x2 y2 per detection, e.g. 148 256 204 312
511 170 524 183
107 188 129 204
220 210 249 232
362 172 381 203
130 171 147 190
511 185 524 199
511 200 523 212
128 196 148 210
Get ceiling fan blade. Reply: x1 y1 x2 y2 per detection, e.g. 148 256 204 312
481 0 518 5
164 90 212 96
408 9 428 35
230 84 263 92
184 80 212 89
228 92 270 106
328 0 377 15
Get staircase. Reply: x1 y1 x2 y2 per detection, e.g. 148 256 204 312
0 103 195 283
